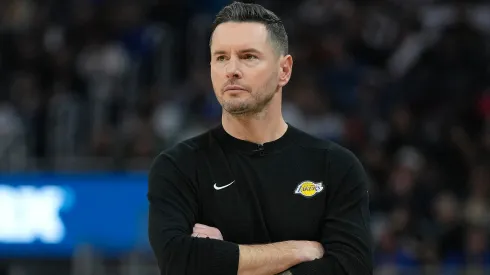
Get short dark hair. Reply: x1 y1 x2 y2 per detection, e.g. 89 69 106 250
210 1 288 55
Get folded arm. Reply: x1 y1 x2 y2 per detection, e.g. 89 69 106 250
148 152 323 275
238 242 307 275
289 147 374 275
148 153 238 275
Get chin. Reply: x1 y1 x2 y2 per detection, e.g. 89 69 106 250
223 103 253 115
226 110 250 116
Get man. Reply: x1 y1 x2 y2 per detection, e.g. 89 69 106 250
147 2 373 275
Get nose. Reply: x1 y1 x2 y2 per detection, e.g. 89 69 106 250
225 59 242 79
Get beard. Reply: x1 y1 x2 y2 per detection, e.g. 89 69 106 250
221 89 275 115
219 75 278 116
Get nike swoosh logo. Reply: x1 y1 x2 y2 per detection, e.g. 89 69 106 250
214 180 235 190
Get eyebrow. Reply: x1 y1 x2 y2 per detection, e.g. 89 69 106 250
212 48 263 55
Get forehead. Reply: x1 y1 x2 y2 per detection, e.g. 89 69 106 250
211 22 271 51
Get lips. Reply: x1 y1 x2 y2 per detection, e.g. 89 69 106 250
224 85 247 92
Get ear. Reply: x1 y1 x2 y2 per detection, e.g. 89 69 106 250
278 55 293 88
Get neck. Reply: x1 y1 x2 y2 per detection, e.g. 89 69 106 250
221 94 288 144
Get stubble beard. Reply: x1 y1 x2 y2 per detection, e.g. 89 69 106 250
221 73 278 118
221 88 276 118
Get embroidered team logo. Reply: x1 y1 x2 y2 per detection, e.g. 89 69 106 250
294 181 324 198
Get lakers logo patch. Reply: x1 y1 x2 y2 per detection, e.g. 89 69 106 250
294 181 324 198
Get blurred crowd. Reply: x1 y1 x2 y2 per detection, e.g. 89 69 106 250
1 0 490 272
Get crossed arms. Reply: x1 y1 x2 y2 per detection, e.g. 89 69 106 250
147 150 373 275
190 223 322 275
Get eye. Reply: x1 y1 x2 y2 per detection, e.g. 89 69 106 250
244 54 258 60
216 55 226 62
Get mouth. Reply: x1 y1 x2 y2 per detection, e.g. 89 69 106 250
224 85 247 92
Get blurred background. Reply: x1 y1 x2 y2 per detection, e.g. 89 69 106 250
0 0 489 274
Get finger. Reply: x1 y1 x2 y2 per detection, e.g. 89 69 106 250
191 232 208 238
193 228 221 240
194 223 213 229
192 228 215 236
193 224 222 239
194 224 221 236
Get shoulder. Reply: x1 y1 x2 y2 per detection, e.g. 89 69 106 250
149 127 216 174
290 126 369 193
290 124 363 171
291 125 359 161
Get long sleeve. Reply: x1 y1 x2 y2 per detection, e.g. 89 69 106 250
290 146 373 275
147 150 239 275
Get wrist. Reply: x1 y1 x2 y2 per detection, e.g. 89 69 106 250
287 241 307 263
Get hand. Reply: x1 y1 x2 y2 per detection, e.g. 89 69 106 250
191 223 224 240
296 241 324 262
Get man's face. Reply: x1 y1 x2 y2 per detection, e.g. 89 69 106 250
210 22 289 115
